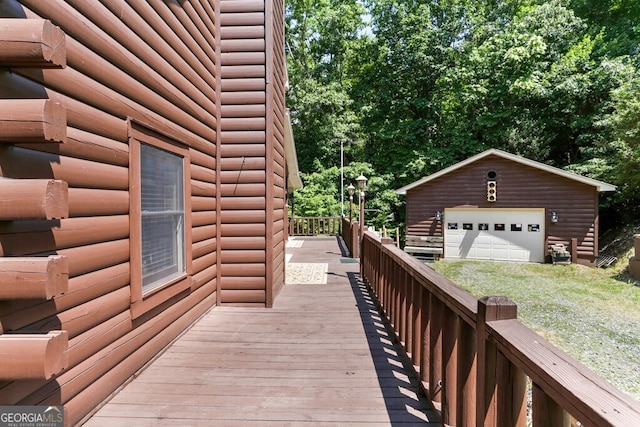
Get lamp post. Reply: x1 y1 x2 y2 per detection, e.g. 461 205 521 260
356 174 367 243
340 139 344 217
347 184 355 221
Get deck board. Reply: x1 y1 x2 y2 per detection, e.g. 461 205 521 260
83 237 440 426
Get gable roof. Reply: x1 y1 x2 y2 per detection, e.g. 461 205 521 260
396 148 617 194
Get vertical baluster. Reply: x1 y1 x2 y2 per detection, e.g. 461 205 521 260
394 259 401 330
496 351 527 427
380 244 384 310
457 319 477 427
377 243 384 307
412 281 422 369
405 270 414 357
376 245 384 310
429 297 444 405
442 307 459 425
384 247 391 318
420 288 432 392
394 264 402 336
532 383 570 427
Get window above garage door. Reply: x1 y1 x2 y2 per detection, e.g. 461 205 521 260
444 208 545 263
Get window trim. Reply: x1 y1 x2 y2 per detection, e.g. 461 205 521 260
129 121 192 319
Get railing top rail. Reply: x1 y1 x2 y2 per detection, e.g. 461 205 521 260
365 231 478 326
291 216 341 220
489 318 640 425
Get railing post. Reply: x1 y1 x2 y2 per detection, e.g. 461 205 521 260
476 296 518 427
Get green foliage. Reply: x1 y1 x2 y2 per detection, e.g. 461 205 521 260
286 0 367 173
286 0 640 230
607 60 640 219
291 161 341 217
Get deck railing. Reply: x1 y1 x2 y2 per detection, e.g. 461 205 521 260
341 216 359 257
361 231 640 427
289 216 341 236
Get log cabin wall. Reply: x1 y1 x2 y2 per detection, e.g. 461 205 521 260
266 0 287 306
218 0 287 306
406 155 600 265
0 1 219 424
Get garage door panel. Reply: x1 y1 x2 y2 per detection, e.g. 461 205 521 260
444 209 545 263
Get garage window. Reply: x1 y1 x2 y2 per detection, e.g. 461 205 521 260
495 224 505 231
448 223 458 230
479 223 489 230
463 223 473 230
511 224 523 232
529 224 540 232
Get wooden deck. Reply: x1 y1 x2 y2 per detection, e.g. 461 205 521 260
83 237 440 426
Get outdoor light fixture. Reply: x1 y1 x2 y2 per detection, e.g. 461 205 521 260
551 211 559 223
347 183 355 197
347 184 355 221
356 174 367 192
435 210 442 221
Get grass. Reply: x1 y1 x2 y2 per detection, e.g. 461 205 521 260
431 256 640 401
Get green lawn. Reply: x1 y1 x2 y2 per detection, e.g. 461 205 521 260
431 259 640 401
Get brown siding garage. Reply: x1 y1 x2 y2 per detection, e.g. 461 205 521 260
397 149 616 266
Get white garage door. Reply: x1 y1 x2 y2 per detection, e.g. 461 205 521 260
444 208 545 263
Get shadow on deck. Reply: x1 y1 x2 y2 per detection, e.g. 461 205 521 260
84 236 440 426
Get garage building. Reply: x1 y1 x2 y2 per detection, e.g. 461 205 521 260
396 149 616 266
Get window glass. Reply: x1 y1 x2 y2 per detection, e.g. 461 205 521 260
478 223 489 231
528 224 540 232
447 223 458 230
463 223 473 230
494 223 505 231
141 143 185 292
511 224 523 231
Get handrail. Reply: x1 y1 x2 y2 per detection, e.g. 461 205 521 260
361 231 640 427
289 216 341 236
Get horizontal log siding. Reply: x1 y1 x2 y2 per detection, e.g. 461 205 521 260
0 1 218 424
266 0 287 306
219 0 268 305
406 155 600 265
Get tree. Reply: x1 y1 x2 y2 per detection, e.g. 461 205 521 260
436 1 614 167
285 0 640 229
603 58 640 221
286 0 367 172
348 0 476 184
